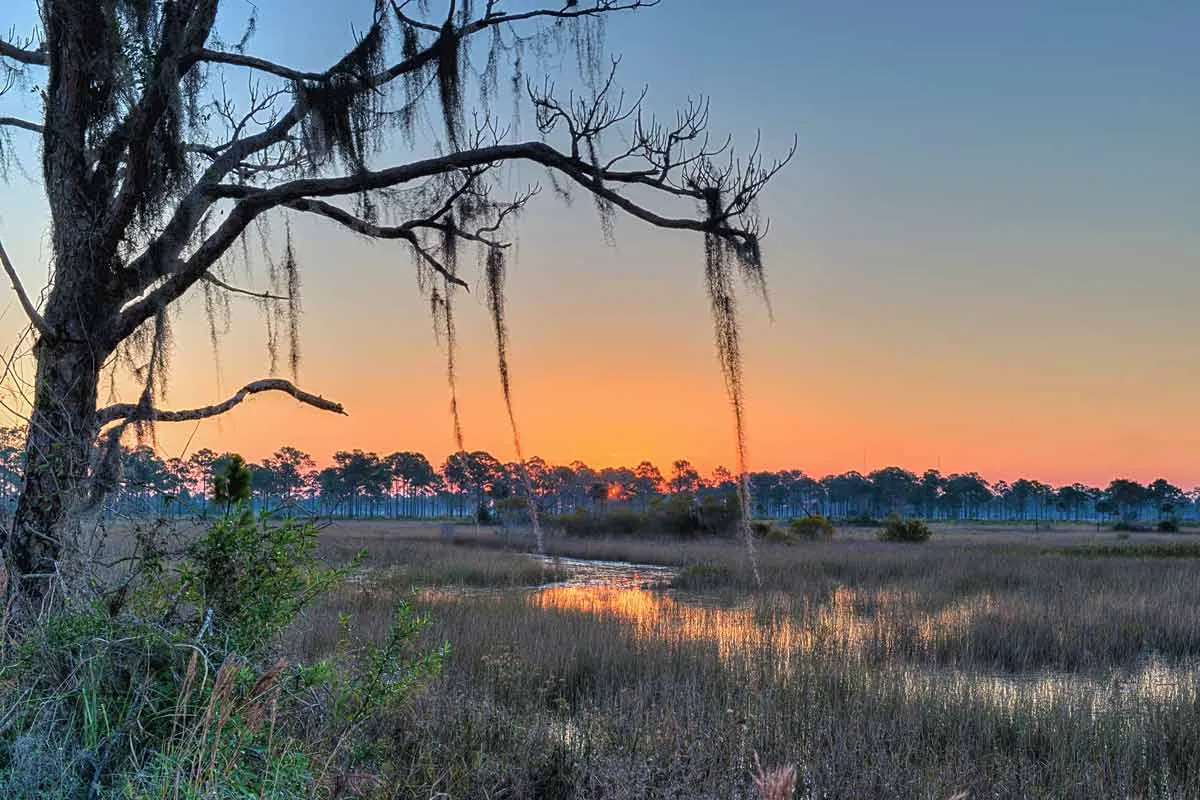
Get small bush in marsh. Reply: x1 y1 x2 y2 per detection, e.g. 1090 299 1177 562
672 561 736 590
789 515 836 541
550 493 741 539
878 514 932 543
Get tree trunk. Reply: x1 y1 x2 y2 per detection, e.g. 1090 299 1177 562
7 335 104 605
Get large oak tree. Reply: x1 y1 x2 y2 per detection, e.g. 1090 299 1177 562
0 0 787 606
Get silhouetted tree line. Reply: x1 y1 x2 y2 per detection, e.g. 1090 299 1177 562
0 427 1190 525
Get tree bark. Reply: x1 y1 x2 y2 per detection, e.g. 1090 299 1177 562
7 335 105 605
3 243 115 608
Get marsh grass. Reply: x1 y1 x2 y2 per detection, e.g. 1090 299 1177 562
293 523 1200 798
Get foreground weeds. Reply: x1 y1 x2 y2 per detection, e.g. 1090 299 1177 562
0 463 444 799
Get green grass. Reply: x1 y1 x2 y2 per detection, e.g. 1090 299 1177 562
1045 541 1200 559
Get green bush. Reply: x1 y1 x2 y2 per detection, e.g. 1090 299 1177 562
878 514 932 543
550 493 740 539
176 505 349 654
1158 518 1181 533
0 455 444 799
553 508 646 537
789 515 836 541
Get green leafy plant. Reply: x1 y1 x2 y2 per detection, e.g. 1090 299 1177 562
0 454 443 799
178 507 353 654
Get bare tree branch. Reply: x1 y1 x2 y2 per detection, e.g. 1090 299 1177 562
96 378 346 426
454 1 658 33
193 48 325 82
115 0 654 300
113 134 778 345
96 0 220 260
0 116 41 134
256 140 770 236
281 197 471 289
0 236 52 339
201 273 288 301
0 39 46 67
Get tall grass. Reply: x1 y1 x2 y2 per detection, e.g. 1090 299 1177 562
299 525 1200 798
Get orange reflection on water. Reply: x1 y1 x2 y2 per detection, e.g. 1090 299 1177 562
534 585 930 667
531 584 1200 714
534 586 808 672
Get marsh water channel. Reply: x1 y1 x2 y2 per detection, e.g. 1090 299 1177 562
414 553 1200 721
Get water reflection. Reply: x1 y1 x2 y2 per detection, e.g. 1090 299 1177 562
536 556 676 589
533 581 1200 715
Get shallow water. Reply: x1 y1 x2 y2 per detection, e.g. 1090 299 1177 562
534 554 676 589
528 557 1200 717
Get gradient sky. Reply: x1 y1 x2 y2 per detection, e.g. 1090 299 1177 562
1 1 1198 486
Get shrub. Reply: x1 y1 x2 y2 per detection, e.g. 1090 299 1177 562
1158 518 1181 533
671 561 735 590
750 520 775 538
878 514 932 543
553 508 646 537
549 494 741 539
763 528 797 545
0 455 444 799
695 492 741 536
788 515 835 541
656 493 703 536
176 505 349 654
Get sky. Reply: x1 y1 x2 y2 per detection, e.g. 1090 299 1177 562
0 1 1198 487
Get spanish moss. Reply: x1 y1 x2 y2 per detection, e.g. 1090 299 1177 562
432 227 465 452
264 295 279 376
586 137 615 243
443 280 464 452
484 245 544 554
130 307 173 445
231 5 258 53
705 232 761 587
285 224 303 380
295 21 386 172
733 232 771 317
485 246 511 410
434 19 464 149
201 277 223 384
480 25 503 117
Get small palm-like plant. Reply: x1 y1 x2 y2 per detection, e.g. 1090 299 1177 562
752 753 797 800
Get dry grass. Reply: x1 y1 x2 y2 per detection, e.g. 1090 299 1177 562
38 519 1195 797
286 522 1200 798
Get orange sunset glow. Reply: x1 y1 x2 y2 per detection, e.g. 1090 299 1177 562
1 1 1197 490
